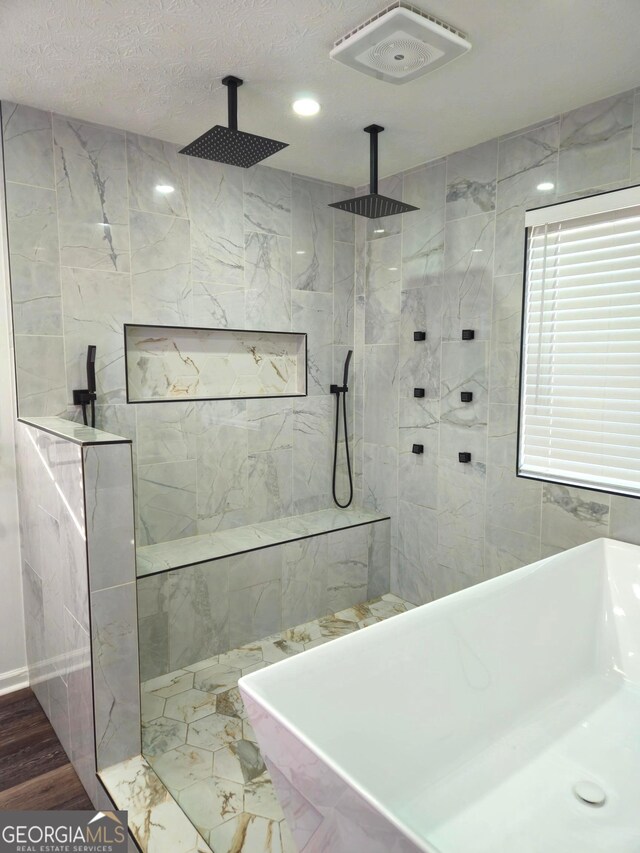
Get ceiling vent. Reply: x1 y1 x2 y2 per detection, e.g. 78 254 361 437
330 3 471 85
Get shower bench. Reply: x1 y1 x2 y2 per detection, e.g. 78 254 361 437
136 508 391 679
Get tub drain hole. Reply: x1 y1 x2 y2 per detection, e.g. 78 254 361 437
573 781 606 807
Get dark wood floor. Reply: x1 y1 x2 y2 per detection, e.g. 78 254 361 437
0 687 93 810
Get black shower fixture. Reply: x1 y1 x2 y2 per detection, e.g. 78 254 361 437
179 76 289 168
329 125 419 219
73 344 97 428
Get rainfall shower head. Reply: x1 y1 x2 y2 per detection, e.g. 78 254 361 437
180 76 289 168
329 125 419 218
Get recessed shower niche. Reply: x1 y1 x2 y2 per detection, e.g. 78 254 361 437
125 323 307 402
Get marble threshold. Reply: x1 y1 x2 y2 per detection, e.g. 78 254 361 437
136 507 390 577
100 593 414 853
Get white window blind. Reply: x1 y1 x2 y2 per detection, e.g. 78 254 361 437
519 186 640 498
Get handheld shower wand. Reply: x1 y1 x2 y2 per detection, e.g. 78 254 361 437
331 350 354 508
73 345 97 428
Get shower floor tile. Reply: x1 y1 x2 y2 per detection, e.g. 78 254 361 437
141 593 414 853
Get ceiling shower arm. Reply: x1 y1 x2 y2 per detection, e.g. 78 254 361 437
364 124 383 194
222 75 243 131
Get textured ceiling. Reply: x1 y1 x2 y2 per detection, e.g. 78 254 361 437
1 0 640 184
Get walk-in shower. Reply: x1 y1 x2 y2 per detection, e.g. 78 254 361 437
331 348 354 508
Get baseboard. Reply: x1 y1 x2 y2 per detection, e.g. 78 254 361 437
0 665 29 696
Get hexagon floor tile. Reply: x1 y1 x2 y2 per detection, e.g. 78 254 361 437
141 593 414 852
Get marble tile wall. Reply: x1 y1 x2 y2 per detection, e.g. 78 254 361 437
15 420 141 804
137 519 390 679
353 87 640 605
2 102 356 545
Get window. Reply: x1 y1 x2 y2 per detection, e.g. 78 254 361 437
518 186 640 498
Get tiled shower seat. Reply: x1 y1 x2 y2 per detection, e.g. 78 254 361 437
136 509 393 681
136 507 390 576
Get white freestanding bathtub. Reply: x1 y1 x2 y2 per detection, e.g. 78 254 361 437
239 538 640 853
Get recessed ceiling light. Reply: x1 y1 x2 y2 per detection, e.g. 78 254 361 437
536 181 554 192
292 98 320 117
156 184 175 194
388 266 398 271
374 228 385 234
296 250 306 255
471 248 483 253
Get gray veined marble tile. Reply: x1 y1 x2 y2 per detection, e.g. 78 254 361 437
292 176 333 292
246 398 293 453
22 561 48 714
282 535 329 626
189 156 244 285
9 255 62 336
247 450 293 521
292 290 332 395
632 91 640 181
365 233 401 344
558 91 633 195
362 443 398 512
65 607 97 802
395 500 437 606
541 484 610 553
6 181 59 264
130 209 191 324
399 286 442 400
2 101 54 188
327 526 369 612
227 547 283 592
367 519 391 600
53 115 129 272
489 274 524 406
484 525 541 580
244 165 292 237
245 231 292 331
137 459 197 545
446 138 498 220
15 335 67 417
610 495 640 546
333 240 355 346
195 400 248 529
192 281 246 329
363 344 399 447
496 121 559 214
91 581 141 769
136 401 196 466
398 397 439 510
126 132 189 217
61 266 131 405
440 339 488 429
167 560 230 670
292 396 333 514
437 424 487 579
229 578 283 647
443 211 495 341
402 162 446 289
6 181 62 335
485 403 541 537
83 443 136 592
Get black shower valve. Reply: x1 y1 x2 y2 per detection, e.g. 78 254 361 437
458 452 472 463
461 329 475 340
413 331 426 341
412 444 424 455
460 391 473 403
414 388 425 398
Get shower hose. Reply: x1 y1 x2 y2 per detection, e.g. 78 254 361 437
332 348 354 508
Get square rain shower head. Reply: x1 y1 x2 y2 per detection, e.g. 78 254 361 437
329 192 419 218
179 125 288 169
